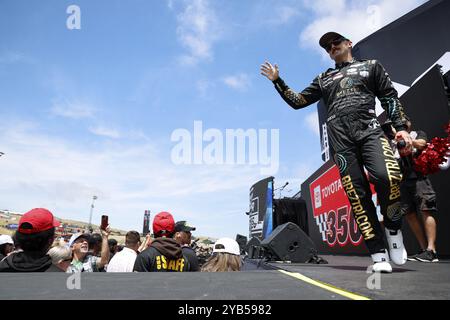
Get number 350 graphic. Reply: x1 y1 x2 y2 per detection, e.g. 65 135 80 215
325 206 363 247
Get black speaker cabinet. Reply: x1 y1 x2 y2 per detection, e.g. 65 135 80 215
235 234 248 255
261 222 317 263
247 237 263 259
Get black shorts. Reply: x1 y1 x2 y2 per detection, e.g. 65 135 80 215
401 177 437 214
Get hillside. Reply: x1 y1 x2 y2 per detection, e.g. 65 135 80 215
1 210 131 242
0 210 216 246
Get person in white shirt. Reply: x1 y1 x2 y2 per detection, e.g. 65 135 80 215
107 231 141 272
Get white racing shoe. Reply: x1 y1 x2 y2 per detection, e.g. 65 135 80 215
371 250 392 273
385 228 407 265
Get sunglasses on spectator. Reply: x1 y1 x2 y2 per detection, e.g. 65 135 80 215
326 37 348 52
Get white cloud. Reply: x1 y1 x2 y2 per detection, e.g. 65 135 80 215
305 110 320 137
293 162 318 185
0 121 265 237
299 0 427 58
175 0 222 65
222 73 251 92
255 4 301 27
275 160 319 198
274 6 301 25
196 79 216 98
302 0 346 15
89 126 121 139
243 1 305 31
50 99 95 119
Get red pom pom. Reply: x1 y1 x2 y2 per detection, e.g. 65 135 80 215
413 124 450 175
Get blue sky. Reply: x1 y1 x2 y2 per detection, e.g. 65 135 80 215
0 0 426 238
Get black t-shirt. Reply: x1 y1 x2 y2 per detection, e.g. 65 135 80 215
182 246 200 272
403 130 427 179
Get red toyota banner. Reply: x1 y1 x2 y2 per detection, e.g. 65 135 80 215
310 165 345 219
309 165 377 248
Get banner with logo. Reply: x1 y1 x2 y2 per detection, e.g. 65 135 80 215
302 161 377 254
249 177 274 240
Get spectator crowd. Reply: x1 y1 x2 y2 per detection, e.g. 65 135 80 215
0 208 243 273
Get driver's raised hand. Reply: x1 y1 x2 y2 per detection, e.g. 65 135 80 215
260 61 279 81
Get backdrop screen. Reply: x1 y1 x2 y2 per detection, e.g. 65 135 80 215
249 177 274 240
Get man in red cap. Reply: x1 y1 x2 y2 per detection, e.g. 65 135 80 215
0 208 60 272
261 31 412 273
133 212 191 272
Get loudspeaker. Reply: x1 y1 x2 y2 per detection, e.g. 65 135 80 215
235 234 248 255
261 222 317 263
247 237 263 259
273 198 308 233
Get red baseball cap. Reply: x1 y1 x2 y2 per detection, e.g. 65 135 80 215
18 208 60 234
153 211 175 237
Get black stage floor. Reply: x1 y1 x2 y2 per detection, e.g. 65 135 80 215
265 255 450 300
0 255 448 300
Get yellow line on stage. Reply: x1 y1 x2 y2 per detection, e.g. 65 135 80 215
278 270 371 300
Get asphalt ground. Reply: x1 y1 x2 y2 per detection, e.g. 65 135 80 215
0 255 448 300
266 255 450 300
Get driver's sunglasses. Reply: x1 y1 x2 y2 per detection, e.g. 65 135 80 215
326 37 347 52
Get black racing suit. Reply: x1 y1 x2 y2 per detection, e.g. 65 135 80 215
273 59 408 254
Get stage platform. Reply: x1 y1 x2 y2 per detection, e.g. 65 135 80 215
265 255 450 300
0 255 448 300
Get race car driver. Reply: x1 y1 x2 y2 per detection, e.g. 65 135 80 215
261 32 412 273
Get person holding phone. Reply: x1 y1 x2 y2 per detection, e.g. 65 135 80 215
66 216 111 273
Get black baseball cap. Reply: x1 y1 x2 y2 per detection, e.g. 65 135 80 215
175 221 196 233
319 32 349 50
